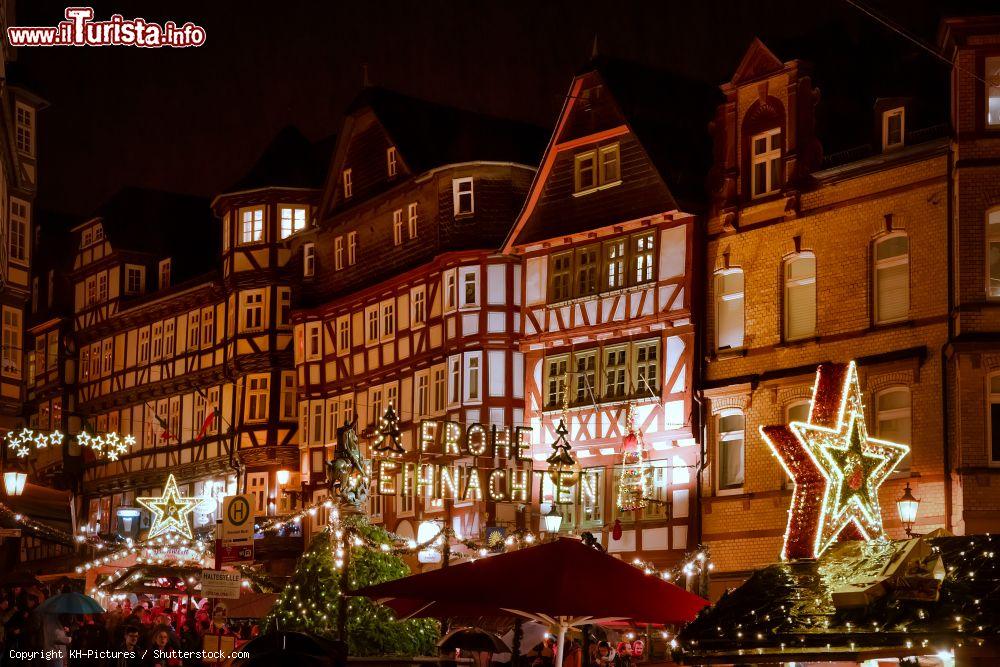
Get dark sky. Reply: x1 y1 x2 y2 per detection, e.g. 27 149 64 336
11 0 992 217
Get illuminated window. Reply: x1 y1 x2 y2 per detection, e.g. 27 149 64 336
546 356 568 409
750 128 781 197
279 205 307 239
452 178 474 216
407 202 418 239
246 473 268 515
784 253 816 341
239 207 264 245
386 147 398 177
987 56 1000 127
342 169 353 199
632 232 655 285
393 209 403 246
578 468 604 526
877 387 911 472
874 234 909 323
882 108 904 150
717 410 745 491
603 239 626 290
715 269 745 350
245 374 269 422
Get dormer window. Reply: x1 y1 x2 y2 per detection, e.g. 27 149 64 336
239 206 265 245
386 147 398 178
750 128 782 198
574 143 621 195
158 259 171 290
279 205 307 239
882 108 905 151
453 178 474 216
342 169 353 199
987 56 1000 128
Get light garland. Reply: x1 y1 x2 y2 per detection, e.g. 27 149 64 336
759 361 909 560
5 427 63 458
5 427 134 461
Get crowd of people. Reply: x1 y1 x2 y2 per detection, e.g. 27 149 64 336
0 584 260 666
527 634 647 667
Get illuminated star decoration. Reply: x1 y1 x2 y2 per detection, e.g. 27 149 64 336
137 474 206 540
760 361 909 560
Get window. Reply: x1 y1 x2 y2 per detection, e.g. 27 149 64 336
433 367 446 413
988 209 1000 298
239 207 264 245
415 371 429 418
877 387 911 472
575 245 599 297
247 473 268 515
347 232 357 265
163 321 175 357
303 242 316 277
138 328 150 365
9 199 28 263
632 232 655 285
158 259 171 290
223 212 230 251
188 312 201 348
453 178 474 216
784 253 816 341
97 272 108 303
34 336 45 375
304 322 321 361
990 374 1000 465
241 291 264 331
411 285 426 327
386 147 398 177
245 375 269 422
573 351 596 405
750 128 782 198
366 306 379 344
633 340 659 396
279 205 307 239
444 269 457 311
337 316 350 355
717 411 745 491
342 169 353 199
579 468 604 525
312 401 325 443
874 234 909 323
369 387 384 428
1 308 20 378
574 144 621 194
152 323 163 360
407 202 418 239
393 209 403 246
882 108 905 150
715 270 745 350
460 268 478 308
85 276 96 307
280 373 296 419
381 301 395 338
549 253 572 302
277 288 291 327
603 346 627 400
546 356 568 408
987 56 1000 128
603 239 626 290
125 265 145 295
787 400 810 425
465 353 481 402
80 348 89 381
15 103 33 156
449 356 461 405
398 463 416 516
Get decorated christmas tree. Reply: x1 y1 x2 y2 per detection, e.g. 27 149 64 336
265 512 439 656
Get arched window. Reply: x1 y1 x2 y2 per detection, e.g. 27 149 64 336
874 233 909 323
988 374 1000 466
876 387 911 472
987 208 1000 298
786 399 810 425
717 409 745 492
715 269 745 351
784 253 816 341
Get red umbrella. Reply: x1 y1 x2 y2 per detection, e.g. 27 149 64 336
357 538 709 664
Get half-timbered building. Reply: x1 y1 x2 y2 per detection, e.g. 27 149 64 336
502 57 718 567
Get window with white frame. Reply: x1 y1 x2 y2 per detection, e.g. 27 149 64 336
152 323 163 360
281 372 296 420
464 352 481 402
239 207 265 245
717 410 745 491
137 328 150 365
989 374 1000 465
279 205 308 239
574 143 621 195
381 300 395 339
452 178 474 216
277 287 291 327
411 285 426 327
387 147 398 177
163 321 175 357
125 265 145 295
750 128 782 198
365 306 379 344
415 371 429 418
303 242 316 277
578 468 604 525
245 374 269 422
393 209 403 246
369 387 384 429
311 400 325 444
987 56 1000 128
874 234 909 323
337 316 350 355
432 367 446 413
1 307 20 378
443 269 457 312
876 387 911 472
241 291 265 331
715 269 745 350
448 356 461 405
342 169 353 198
632 232 655 285
575 151 597 193
9 199 28 263
247 473 268 514
305 322 322 361
603 238 626 291
158 259 171 290
348 231 357 265
784 253 816 341
988 209 1000 298
335 236 344 270
882 108 905 150
546 356 568 409
188 311 201 348
460 267 478 308
407 202 418 239
15 103 34 156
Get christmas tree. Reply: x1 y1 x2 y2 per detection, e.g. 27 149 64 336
372 405 405 456
265 512 439 656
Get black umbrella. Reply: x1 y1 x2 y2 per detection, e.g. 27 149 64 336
439 627 510 654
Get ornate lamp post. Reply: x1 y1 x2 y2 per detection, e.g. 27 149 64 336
896 482 920 537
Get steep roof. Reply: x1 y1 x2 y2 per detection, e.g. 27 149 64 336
227 125 336 193
349 86 548 172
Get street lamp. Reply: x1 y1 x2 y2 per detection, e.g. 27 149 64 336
276 469 291 486
544 504 562 535
3 471 26 497
896 482 920 537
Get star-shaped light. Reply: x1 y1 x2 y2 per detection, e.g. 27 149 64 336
760 361 909 560
137 474 206 540
50 431 64 446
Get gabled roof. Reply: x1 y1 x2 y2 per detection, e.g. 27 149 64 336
226 125 335 193
346 87 548 173
729 38 786 86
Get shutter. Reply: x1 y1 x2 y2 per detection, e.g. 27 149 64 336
786 281 816 340
718 295 745 349
877 263 909 322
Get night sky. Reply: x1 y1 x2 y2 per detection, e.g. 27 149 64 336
12 0 994 217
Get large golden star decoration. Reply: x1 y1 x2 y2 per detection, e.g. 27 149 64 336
137 474 206 540
760 361 909 560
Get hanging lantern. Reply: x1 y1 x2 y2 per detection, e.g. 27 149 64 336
616 403 650 513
